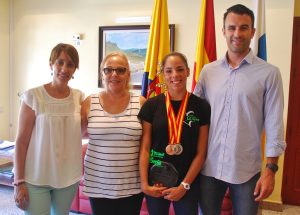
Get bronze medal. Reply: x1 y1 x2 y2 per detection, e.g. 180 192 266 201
166 144 175 155
175 144 183 155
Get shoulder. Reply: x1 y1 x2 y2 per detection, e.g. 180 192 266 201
81 96 91 113
189 94 210 107
70 88 85 102
22 85 42 99
189 94 211 113
142 93 164 107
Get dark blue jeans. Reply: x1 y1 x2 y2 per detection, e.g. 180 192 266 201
146 180 200 215
198 173 260 215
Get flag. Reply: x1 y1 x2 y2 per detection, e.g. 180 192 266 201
251 0 267 61
141 0 170 98
191 0 217 91
251 0 267 158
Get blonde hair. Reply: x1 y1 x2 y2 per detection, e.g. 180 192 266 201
99 52 131 90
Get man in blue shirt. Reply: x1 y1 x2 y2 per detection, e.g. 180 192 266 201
194 4 286 215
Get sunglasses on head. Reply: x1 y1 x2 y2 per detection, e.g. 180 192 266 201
103 67 127 75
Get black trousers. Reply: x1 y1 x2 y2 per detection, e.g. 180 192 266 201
89 192 144 215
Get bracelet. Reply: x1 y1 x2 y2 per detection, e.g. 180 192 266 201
12 179 25 186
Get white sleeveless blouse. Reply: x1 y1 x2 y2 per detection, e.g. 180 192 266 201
23 86 84 188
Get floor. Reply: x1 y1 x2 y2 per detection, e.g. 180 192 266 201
0 185 299 215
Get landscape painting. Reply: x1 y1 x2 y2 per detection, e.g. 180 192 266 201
98 25 175 88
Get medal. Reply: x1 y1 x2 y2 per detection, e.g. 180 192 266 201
166 144 175 155
165 91 189 156
174 144 183 155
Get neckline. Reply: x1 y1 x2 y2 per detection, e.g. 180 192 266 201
99 92 132 117
42 85 72 100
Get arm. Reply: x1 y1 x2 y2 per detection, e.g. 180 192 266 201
193 69 206 99
254 69 286 201
139 95 147 107
14 102 36 209
254 157 278 201
163 124 209 201
139 121 166 197
80 96 91 138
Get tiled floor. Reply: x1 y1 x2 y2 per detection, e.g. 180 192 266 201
260 205 300 215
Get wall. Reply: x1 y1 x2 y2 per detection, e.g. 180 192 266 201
0 0 10 140
4 0 295 203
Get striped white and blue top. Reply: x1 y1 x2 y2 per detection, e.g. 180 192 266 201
83 92 142 199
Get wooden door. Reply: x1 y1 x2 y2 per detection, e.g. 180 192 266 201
282 17 300 205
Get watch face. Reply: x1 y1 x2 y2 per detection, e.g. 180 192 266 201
266 163 278 172
181 182 190 190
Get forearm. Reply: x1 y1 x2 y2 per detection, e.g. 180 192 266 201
182 152 205 184
139 121 152 190
139 148 150 189
182 125 208 184
14 140 29 180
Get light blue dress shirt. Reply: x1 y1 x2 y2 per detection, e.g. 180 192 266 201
194 50 286 184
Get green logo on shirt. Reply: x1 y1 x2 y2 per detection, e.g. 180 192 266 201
149 149 165 167
184 111 200 127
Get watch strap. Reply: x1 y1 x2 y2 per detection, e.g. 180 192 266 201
266 163 278 173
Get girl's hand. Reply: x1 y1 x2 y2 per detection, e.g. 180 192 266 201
162 185 187 201
142 183 168 198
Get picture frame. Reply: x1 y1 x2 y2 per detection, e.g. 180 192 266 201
98 24 175 88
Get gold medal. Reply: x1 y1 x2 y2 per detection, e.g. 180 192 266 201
166 144 175 155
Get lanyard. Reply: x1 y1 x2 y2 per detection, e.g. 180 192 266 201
165 91 189 144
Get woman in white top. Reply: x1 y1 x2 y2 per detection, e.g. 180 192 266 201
14 43 84 215
81 52 144 215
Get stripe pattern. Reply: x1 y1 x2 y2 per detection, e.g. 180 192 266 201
83 93 142 198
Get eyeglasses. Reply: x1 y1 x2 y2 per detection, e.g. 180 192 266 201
103 67 127 75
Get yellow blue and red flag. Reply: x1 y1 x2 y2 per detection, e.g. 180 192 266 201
141 0 170 98
191 0 217 91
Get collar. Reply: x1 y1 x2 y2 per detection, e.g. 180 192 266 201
222 49 255 70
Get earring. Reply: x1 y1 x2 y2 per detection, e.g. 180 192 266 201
51 72 53 76
72 76 74 79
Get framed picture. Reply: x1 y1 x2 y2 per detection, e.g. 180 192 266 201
98 24 175 88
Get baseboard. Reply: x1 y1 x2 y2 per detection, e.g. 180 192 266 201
259 200 284 212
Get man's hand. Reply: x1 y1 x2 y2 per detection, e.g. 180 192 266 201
254 169 275 201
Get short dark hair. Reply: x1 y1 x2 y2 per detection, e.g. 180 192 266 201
223 4 255 28
161 52 189 71
49 43 79 69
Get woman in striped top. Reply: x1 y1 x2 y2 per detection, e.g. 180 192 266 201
81 52 144 215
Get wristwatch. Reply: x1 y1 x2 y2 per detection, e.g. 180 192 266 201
266 163 278 173
181 182 190 190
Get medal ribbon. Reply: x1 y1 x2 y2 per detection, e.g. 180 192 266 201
165 91 189 144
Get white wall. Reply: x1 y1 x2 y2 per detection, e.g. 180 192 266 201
0 0 10 140
3 0 294 203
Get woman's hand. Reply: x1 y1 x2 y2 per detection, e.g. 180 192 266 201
142 183 168 198
161 185 187 202
14 183 29 210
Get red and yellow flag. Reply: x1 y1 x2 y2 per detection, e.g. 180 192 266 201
191 0 217 91
141 0 171 98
